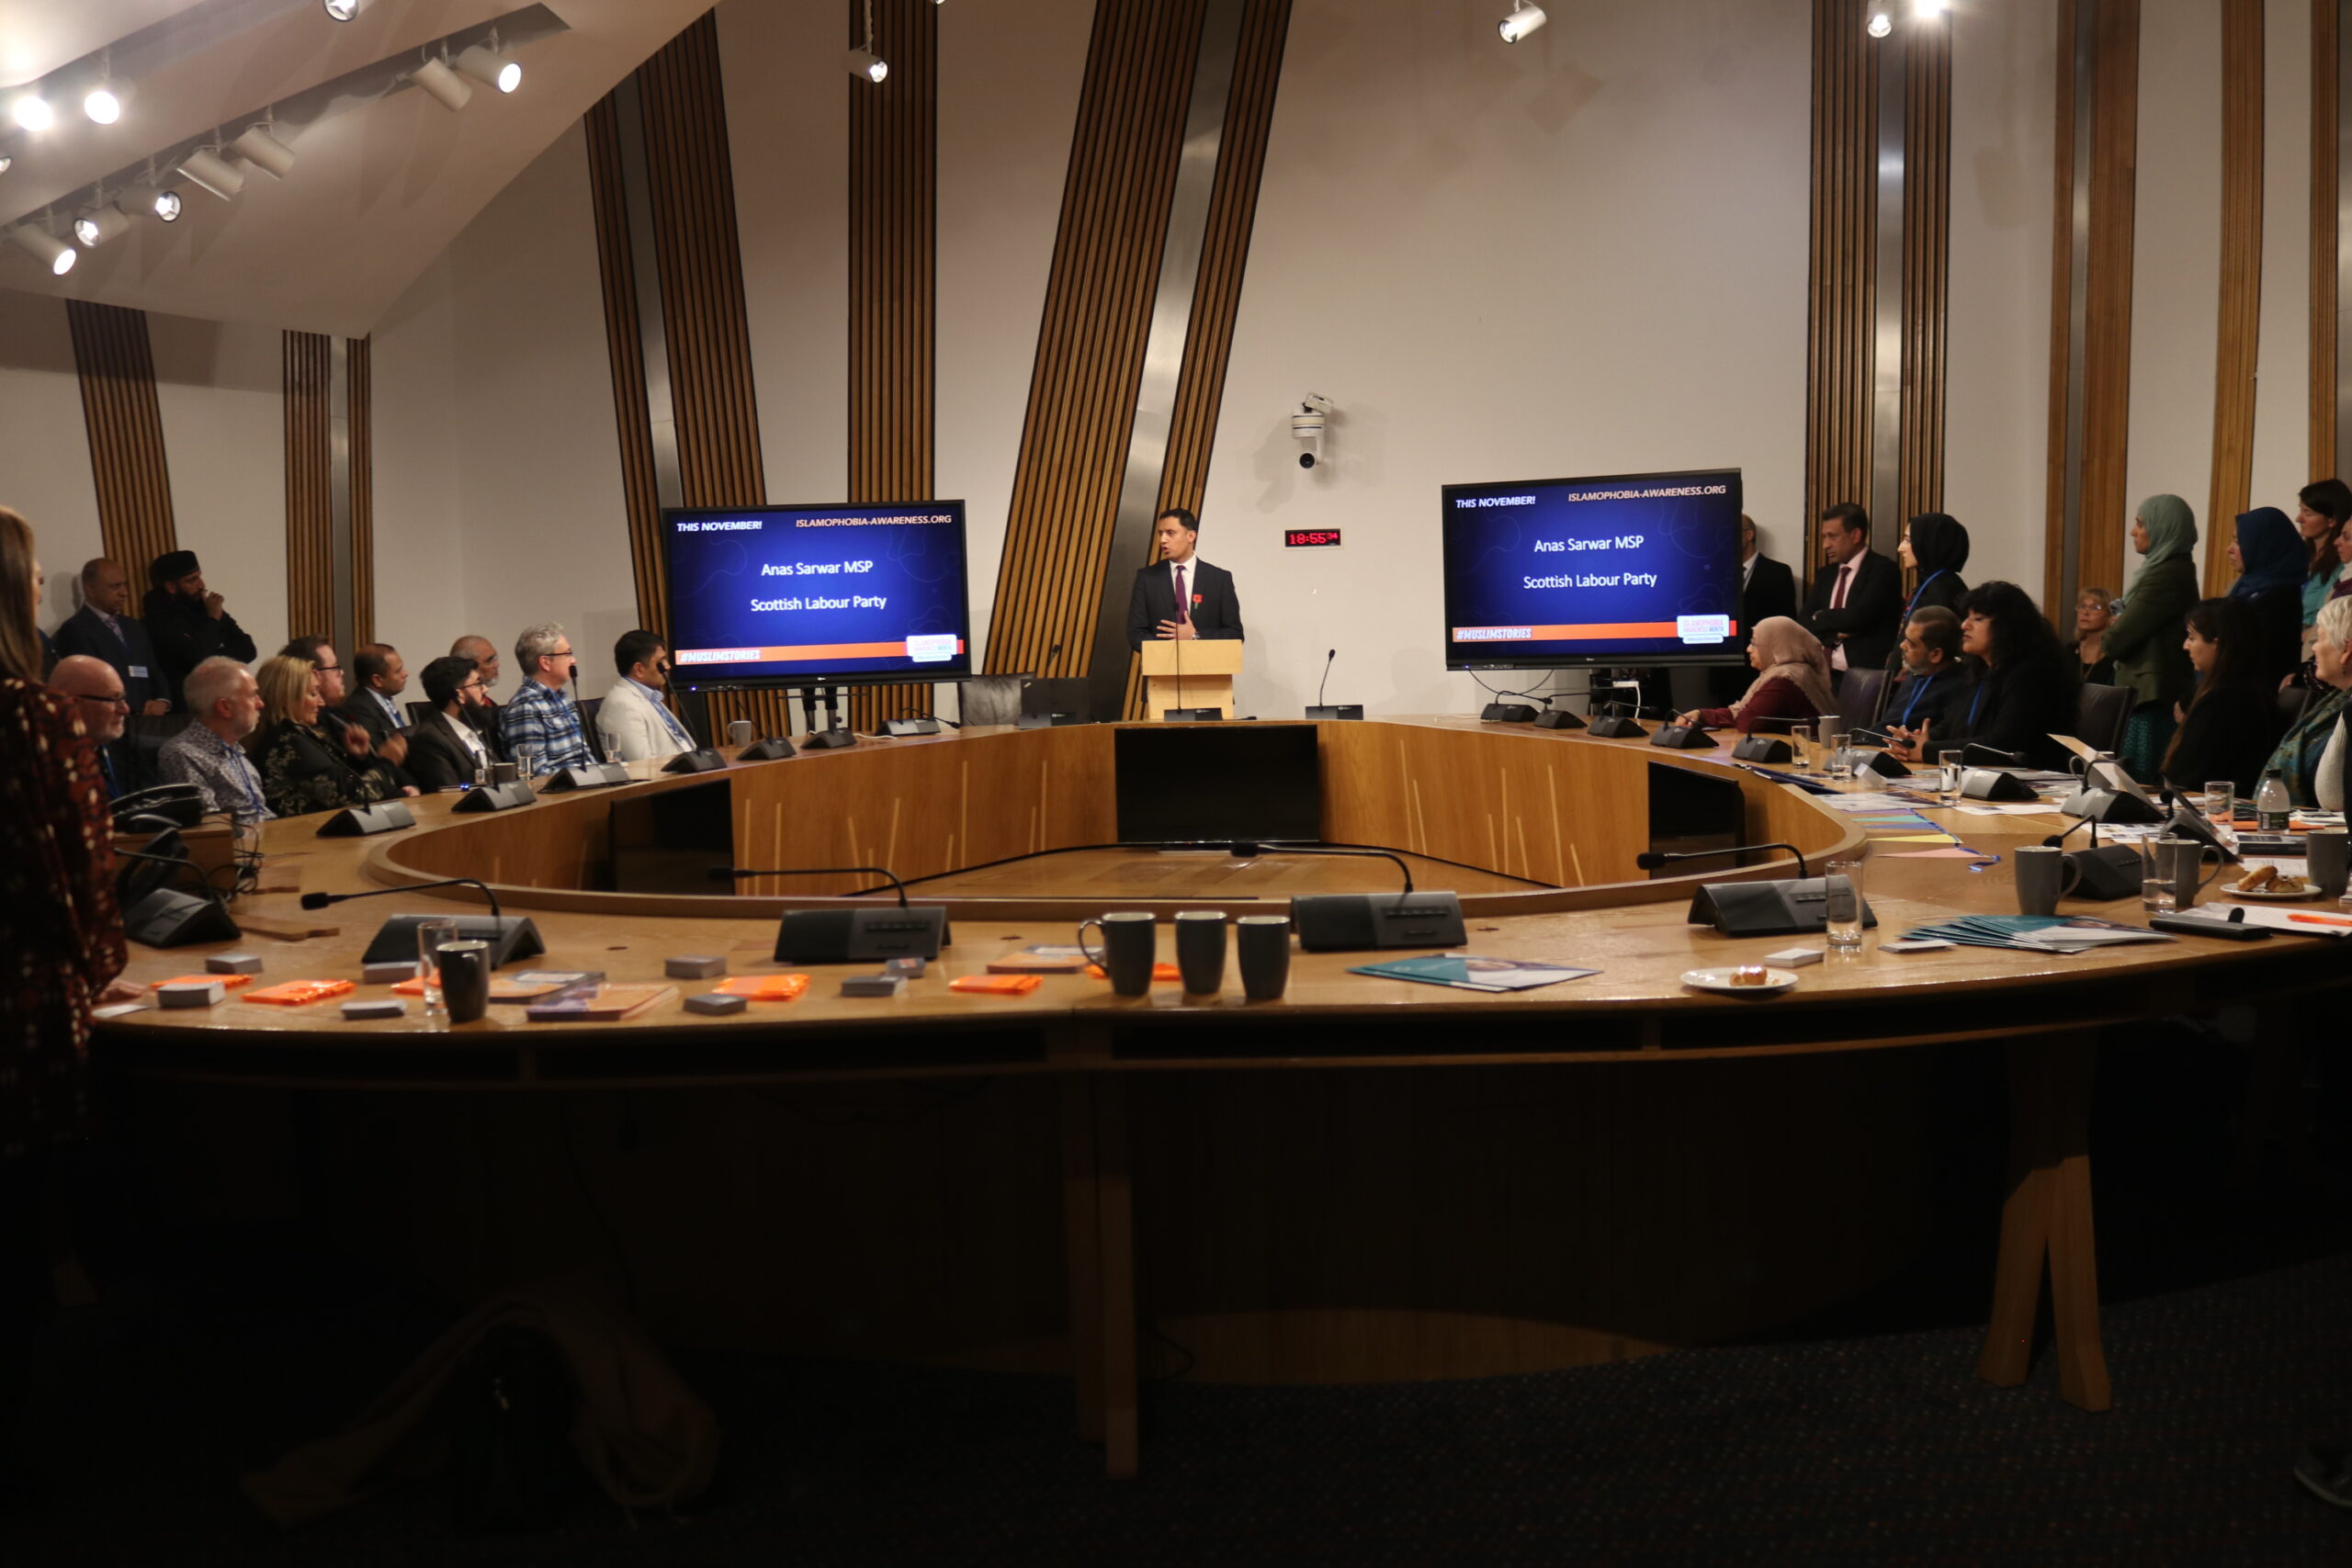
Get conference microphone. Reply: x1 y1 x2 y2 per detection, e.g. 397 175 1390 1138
1229 840 1414 899
2041 816 2098 850
116 845 243 948
1634 842 1810 880
304 877 504 925
710 864 910 907
1962 742 2026 766
303 879 544 967
1317 649 1336 709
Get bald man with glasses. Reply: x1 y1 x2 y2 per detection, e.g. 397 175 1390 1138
47 654 134 796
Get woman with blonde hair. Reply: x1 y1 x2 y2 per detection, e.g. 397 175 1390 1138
248 652 407 819
1679 615 1837 736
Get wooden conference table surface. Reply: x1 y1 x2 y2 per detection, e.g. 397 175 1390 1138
93 716 2351 1477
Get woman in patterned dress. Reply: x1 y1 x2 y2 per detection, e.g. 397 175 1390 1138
247 653 405 819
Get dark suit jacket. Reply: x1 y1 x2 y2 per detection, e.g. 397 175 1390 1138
404 713 492 792
143 591 258 700
1712 555 1803 703
53 604 168 710
1126 558 1242 651
1803 549 1904 672
334 690 408 747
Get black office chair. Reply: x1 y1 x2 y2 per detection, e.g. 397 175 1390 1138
2075 682 2133 756
578 696 603 732
405 700 435 728
957 673 1032 727
1835 669 1886 736
1022 678 1091 722
2277 683 2312 732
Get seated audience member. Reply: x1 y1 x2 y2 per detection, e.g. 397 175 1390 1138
598 630 695 763
2263 595 2352 808
155 657 272 826
1895 513 1970 621
288 634 413 779
248 653 410 818
53 558 169 715
1882 606 1969 739
451 635 505 708
2333 503 2352 604
143 550 256 698
500 623 595 775
2296 479 2352 654
2069 587 2116 685
1678 616 1834 736
341 644 412 742
404 656 497 791
2161 599 2288 796
45 655 134 797
2106 495 2200 776
1887 581 2078 771
2227 506 2310 690
280 635 348 709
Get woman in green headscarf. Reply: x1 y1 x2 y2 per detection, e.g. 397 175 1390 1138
2103 494 2199 780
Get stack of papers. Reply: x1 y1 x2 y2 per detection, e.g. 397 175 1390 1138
1900 915 2175 953
1348 955 1600 992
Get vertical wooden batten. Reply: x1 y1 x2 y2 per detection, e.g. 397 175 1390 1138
1897 20 1951 525
283 330 334 642
347 336 376 649
584 96 668 636
2316 0 2341 479
848 0 940 733
1806 0 1876 568
2207 0 2265 594
64 300 177 577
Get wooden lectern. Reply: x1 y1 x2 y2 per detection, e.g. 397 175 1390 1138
1139 638 1243 720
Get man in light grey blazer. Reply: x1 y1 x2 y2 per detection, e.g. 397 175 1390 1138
596 629 695 763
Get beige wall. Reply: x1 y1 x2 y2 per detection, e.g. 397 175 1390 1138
2249 0 2313 517
147 313 290 664
0 296 103 633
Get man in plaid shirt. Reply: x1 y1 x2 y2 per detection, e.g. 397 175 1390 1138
498 622 594 775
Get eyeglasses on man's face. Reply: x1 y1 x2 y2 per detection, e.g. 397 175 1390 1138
74 692 130 709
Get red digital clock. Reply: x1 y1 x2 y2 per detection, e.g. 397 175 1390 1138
1283 528 1344 548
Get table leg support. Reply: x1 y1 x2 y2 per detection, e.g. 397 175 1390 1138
1976 1032 2110 1412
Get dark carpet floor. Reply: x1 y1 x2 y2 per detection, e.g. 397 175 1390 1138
6 1025 2351 1566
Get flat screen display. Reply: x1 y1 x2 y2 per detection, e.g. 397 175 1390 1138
662 502 972 688
1441 468 1744 669
1114 726 1322 843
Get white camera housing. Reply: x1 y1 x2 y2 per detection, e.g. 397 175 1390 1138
1292 394 1333 471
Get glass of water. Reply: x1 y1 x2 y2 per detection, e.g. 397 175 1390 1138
1938 750 1965 807
1824 857 1865 951
415 918 458 1017
2204 781 2233 829
1788 719 1815 773
1826 730 1853 780
2140 877 2177 915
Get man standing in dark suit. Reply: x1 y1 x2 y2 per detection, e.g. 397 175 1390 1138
1125 508 1243 650
1803 502 1903 678
53 558 170 714
1711 514 1802 705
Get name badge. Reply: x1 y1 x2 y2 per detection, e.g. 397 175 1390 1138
129 664 149 678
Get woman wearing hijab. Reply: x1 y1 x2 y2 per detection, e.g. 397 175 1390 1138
2226 505 2308 689
1679 615 1837 736
1895 513 1970 619
2101 494 2200 780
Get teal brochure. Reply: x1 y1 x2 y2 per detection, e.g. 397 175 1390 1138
1347 955 1600 993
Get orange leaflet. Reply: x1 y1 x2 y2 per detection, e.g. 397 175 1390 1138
714 974 812 1000
948 974 1043 995
244 979 357 1006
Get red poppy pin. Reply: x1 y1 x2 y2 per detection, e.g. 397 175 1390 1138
1192 593 1203 605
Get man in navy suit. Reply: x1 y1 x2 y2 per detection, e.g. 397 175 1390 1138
1125 508 1243 651
1711 514 1803 705
53 557 171 714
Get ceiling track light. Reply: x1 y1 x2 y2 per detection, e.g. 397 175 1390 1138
849 0 888 82
1866 10 1893 36
323 0 361 18
10 93 53 133
455 40 522 94
1498 3 1546 43
176 146 245 200
411 55 472 111
0 153 12 175
230 122 296 178
1913 0 1949 16
83 50 128 124
151 187 181 222
73 189 131 247
10 219 74 276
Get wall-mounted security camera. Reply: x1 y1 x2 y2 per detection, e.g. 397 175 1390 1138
1292 393 1334 470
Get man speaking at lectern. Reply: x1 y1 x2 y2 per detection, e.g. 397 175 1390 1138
1126 508 1244 649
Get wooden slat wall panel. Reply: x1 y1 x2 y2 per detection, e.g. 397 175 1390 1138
2076 0 2139 601
1117 0 1294 717
283 330 334 641
582 96 667 636
848 0 940 733
1806 0 1876 570
635 15 789 740
348 335 375 648
2043 0 2078 614
1897 21 1951 524
2207 0 2265 593
985 0 1208 681
2314 0 2338 480
64 300 177 576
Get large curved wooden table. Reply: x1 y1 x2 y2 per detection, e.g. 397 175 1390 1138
96 717 2347 1478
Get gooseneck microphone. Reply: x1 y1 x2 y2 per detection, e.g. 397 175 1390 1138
1962 742 2026 765
1317 649 1336 709
711 865 910 907
1231 840 1413 902
2041 816 2098 850
1634 842 1811 879
304 877 504 925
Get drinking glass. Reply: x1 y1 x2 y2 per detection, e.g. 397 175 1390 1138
415 918 458 1016
2140 878 2177 915
515 747 537 781
2204 781 2234 829
1824 858 1865 952
1938 750 1965 807
1789 719 1815 773
1826 730 1853 781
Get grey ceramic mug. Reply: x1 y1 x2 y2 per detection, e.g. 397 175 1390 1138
1174 910 1229 996
1236 915 1293 1000
435 939 492 1024
2150 836 2220 909
728 718 756 748
1078 911 1157 997
2013 845 2082 917
2307 828 2349 898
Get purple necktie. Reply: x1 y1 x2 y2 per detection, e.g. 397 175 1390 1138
1173 563 1189 625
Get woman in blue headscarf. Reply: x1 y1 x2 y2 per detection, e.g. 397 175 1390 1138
2105 495 2199 780
2227 506 2307 689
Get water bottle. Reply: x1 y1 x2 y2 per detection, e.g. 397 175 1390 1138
2254 768 2290 832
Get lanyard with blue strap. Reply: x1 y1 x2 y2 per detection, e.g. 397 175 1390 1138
1902 570 1948 622
211 726 267 818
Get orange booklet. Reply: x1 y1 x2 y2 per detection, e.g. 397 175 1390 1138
714 975 812 1001
153 974 252 991
244 979 357 1007
1083 963 1182 983
948 973 1042 996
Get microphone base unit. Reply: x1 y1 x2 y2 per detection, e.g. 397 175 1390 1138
2058 785 2165 825
1686 879 1879 939
1959 767 2038 803
738 736 797 761
316 800 417 838
882 717 944 737
538 762 633 793
1305 704 1365 721
1646 724 1714 750
662 748 730 774
1858 751 1911 779
1162 707 1225 723
1478 702 1537 724
2063 844 2147 902
1015 713 1090 728
1730 735 1794 763
772 907 951 964
1291 891 1467 952
359 913 546 970
451 781 537 813
124 886 242 949
1586 716 1648 739
803 729 859 750
1532 708 1585 730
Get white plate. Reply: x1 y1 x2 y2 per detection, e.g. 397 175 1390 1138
1680 966 1800 997
2219 882 2326 901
